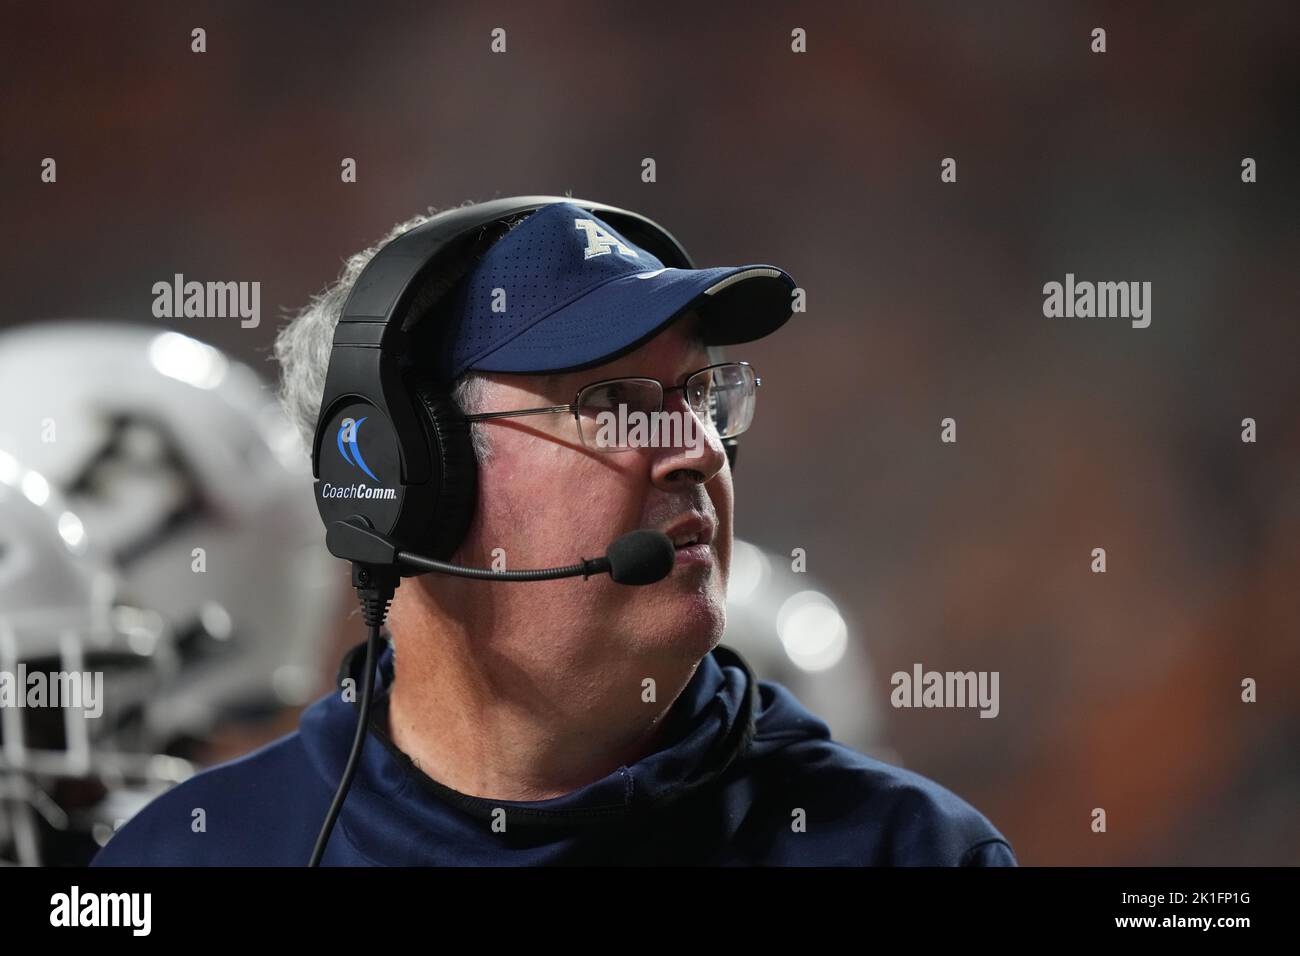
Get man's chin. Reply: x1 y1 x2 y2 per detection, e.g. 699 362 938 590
625 584 727 659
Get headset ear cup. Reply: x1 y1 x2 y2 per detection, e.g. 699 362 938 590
411 380 479 562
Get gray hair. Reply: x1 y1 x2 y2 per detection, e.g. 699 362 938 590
273 205 518 462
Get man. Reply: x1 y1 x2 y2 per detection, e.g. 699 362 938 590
93 200 1016 866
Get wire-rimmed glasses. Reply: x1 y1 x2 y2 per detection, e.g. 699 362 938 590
462 361 760 453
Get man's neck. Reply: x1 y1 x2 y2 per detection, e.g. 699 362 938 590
384 624 699 802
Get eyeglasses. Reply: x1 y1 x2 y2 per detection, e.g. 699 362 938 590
462 361 761 453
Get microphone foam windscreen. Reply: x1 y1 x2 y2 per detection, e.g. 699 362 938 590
605 530 676 585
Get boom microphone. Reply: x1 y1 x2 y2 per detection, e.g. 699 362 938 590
399 528 675 584
327 516 678 585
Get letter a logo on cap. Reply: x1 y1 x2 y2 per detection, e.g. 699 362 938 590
574 218 639 260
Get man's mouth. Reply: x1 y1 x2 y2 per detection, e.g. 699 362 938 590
661 515 716 567
662 514 714 547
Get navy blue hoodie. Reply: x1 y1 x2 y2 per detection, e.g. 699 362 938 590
92 640 1016 866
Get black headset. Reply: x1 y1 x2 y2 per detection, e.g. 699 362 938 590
309 196 739 572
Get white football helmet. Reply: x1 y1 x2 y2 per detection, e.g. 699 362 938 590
0 450 193 866
0 322 344 746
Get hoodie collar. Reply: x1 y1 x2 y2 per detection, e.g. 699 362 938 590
299 637 759 862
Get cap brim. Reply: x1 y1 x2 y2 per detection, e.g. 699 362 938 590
462 264 797 375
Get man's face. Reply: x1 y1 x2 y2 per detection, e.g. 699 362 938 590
448 311 732 668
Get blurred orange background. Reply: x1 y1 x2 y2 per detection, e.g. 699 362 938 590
2 1 1297 864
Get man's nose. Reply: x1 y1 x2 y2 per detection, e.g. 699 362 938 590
649 396 728 490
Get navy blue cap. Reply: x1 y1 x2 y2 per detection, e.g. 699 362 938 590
435 202 797 381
